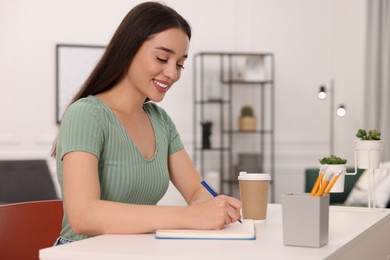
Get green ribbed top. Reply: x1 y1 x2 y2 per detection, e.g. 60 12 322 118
56 96 184 241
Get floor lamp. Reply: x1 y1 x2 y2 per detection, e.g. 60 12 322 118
318 79 346 155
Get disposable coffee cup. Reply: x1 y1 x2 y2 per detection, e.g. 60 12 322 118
238 171 271 220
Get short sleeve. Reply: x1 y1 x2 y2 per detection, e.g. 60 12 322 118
58 100 104 160
168 127 184 155
144 102 184 155
160 106 183 155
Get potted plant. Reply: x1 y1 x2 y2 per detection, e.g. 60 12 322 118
354 129 384 169
319 155 347 165
238 105 256 131
318 155 347 193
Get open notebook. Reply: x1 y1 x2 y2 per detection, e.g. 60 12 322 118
155 220 255 240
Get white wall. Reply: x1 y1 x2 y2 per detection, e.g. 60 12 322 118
0 0 367 203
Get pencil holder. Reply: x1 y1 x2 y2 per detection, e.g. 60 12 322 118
281 193 329 248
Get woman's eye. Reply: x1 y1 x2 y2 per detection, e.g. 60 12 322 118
156 56 167 63
156 56 184 70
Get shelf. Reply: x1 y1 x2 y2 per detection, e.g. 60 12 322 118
222 179 239 184
194 100 229 105
193 52 274 199
221 79 273 85
195 147 230 151
223 130 273 135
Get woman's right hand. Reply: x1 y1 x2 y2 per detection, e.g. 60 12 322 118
186 195 242 230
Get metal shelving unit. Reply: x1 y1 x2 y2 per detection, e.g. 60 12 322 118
193 52 275 202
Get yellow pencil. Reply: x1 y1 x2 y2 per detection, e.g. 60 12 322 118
316 172 333 196
310 173 324 196
323 175 340 195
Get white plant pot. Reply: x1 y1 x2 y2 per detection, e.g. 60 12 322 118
320 164 346 193
354 140 384 169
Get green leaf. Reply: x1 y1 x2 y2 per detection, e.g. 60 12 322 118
319 155 347 165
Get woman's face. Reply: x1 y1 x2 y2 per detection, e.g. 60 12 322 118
127 28 190 102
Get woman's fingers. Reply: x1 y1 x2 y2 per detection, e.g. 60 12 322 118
225 195 242 210
215 195 242 223
225 215 232 225
227 204 242 223
189 195 242 229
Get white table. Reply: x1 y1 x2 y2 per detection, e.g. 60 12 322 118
39 204 390 260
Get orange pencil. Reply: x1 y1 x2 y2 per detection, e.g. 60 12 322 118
324 174 340 195
310 173 324 196
316 172 333 196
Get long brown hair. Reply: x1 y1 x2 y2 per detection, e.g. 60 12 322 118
51 2 191 157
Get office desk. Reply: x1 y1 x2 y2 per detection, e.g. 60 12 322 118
40 204 390 260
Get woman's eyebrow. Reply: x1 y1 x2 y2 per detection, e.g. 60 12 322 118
155 46 188 58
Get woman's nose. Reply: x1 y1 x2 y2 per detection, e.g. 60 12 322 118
163 64 179 81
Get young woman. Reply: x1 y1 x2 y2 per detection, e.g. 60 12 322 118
52 2 241 245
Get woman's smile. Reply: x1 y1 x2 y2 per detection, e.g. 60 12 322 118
153 79 170 92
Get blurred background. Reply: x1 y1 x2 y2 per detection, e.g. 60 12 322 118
1 0 388 204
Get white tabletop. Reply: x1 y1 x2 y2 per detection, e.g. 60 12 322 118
39 204 390 260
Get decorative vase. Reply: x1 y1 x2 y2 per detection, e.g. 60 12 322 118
201 121 213 149
354 140 384 169
238 116 256 131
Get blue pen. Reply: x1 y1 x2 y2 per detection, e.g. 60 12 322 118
200 179 242 223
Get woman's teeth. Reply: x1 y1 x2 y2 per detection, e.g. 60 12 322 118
154 80 168 89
